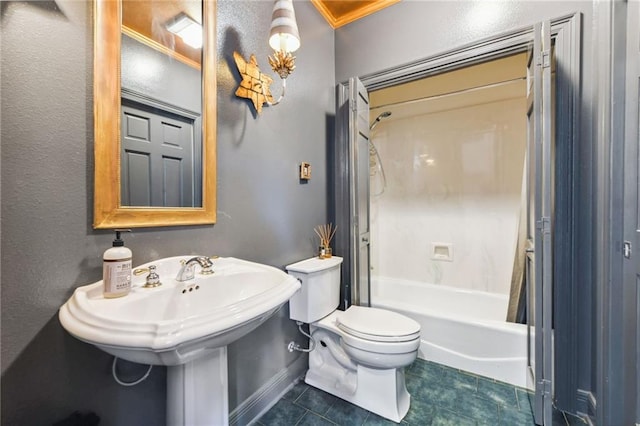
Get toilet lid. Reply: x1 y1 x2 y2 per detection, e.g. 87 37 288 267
337 306 420 343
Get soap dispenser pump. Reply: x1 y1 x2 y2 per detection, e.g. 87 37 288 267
103 229 132 298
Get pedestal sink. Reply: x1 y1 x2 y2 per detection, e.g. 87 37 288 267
59 256 301 426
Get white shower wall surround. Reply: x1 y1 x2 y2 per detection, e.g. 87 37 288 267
370 96 526 296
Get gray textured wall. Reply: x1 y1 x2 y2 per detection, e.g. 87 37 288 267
0 0 334 424
335 1 591 83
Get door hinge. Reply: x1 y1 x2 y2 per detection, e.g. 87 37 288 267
623 241 632 259
536 217 551 235
537 50 551 68
539 379 552 397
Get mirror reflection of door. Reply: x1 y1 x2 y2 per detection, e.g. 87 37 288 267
120 0 203 208
121 97 198 207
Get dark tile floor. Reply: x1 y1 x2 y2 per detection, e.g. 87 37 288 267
255 359 586 426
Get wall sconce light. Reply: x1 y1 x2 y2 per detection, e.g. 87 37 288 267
166 13 203 49
234 0 300 114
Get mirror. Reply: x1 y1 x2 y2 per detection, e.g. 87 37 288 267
93 0 216 228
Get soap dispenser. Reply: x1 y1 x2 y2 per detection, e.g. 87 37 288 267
103 229 132 298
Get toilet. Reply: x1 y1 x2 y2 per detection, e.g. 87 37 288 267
286 256 421 423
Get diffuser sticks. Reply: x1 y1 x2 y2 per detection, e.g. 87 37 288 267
314 223 337 259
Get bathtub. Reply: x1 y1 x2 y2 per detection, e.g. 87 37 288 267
370 276 530 389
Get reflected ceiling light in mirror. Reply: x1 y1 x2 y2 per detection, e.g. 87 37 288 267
166 13 202 49
233 0 300 114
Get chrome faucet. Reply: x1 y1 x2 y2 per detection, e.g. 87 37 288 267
175 256 214 282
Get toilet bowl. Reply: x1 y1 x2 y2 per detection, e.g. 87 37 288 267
286 257 421 423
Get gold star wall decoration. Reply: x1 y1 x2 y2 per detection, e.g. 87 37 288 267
233 51 274 114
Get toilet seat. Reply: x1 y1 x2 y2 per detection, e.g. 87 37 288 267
340 327 421 356
335 306 421 356
337 306 420 343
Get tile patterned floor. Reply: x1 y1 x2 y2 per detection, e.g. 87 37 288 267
255 359 586 426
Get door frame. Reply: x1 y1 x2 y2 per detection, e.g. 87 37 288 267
627 3 640 423
332 11 582 416
598 0 640 424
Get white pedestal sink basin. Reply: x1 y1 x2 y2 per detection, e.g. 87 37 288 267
59 256 301 426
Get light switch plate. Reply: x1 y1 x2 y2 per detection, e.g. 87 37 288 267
300 162 311 180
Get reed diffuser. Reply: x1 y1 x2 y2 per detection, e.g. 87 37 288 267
314 223 337 259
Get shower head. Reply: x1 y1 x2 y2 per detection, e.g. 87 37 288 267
370 111 392 131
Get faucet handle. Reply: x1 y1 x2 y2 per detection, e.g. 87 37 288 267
143 265 162 288
200 264 215 275
196 256 212 265
196 256 215 275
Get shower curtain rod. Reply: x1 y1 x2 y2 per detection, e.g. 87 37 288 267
370 76 527 112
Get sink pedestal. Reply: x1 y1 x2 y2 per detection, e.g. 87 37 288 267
167 347 229 426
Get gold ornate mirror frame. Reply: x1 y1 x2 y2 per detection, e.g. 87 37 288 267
93 0 216 229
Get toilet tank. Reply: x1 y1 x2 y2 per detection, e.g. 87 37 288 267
286 256 343 323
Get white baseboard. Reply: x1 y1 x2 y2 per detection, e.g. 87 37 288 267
229 355 307 426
